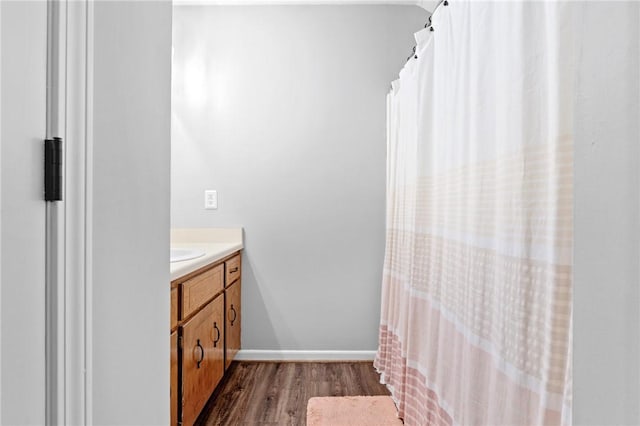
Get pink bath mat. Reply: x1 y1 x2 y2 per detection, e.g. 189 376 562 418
306 395 403 426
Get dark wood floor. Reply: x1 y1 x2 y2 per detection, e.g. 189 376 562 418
196 361 390 426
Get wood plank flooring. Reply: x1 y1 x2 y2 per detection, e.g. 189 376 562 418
196 361 390 426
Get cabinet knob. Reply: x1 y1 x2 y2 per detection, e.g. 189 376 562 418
229 304 237 326
195 339 204 368
229 267 239 273
212 322 221 347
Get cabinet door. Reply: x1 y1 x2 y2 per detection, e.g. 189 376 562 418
225 280 241 369
170 331 178 426
181 295 225 426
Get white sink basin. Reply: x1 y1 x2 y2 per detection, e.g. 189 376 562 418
170 248 205 263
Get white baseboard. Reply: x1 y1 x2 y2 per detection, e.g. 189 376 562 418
235 350 377 361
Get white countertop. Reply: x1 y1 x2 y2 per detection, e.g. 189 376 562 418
170 228 243 281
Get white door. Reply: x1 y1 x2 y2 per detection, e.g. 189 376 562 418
0 1 48 424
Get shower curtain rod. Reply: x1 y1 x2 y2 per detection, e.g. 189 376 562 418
406 0 449 61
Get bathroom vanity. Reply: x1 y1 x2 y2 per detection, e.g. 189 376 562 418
169 229 243 426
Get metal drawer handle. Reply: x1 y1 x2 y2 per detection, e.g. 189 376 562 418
229 304 237 326
213 322 221 347
195 339 204 369
229 267 239 273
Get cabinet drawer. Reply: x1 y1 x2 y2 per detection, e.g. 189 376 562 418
182 264 224 319
225 254 241 286
171 288 178 330
181 295 224 426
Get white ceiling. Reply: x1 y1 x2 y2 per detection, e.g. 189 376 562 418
173 0 437 12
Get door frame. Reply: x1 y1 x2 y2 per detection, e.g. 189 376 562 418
45 0 93 424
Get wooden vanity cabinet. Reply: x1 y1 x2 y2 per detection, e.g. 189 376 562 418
170 250 242 426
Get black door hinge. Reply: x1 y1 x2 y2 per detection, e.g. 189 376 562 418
44 137 62 201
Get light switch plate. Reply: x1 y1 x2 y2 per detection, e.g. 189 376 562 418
204 190 217 209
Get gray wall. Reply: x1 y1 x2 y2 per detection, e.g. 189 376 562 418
92 1 172 424
573 2 640 424
171 6 427 351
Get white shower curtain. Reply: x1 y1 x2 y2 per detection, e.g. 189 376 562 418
375 2 573 425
